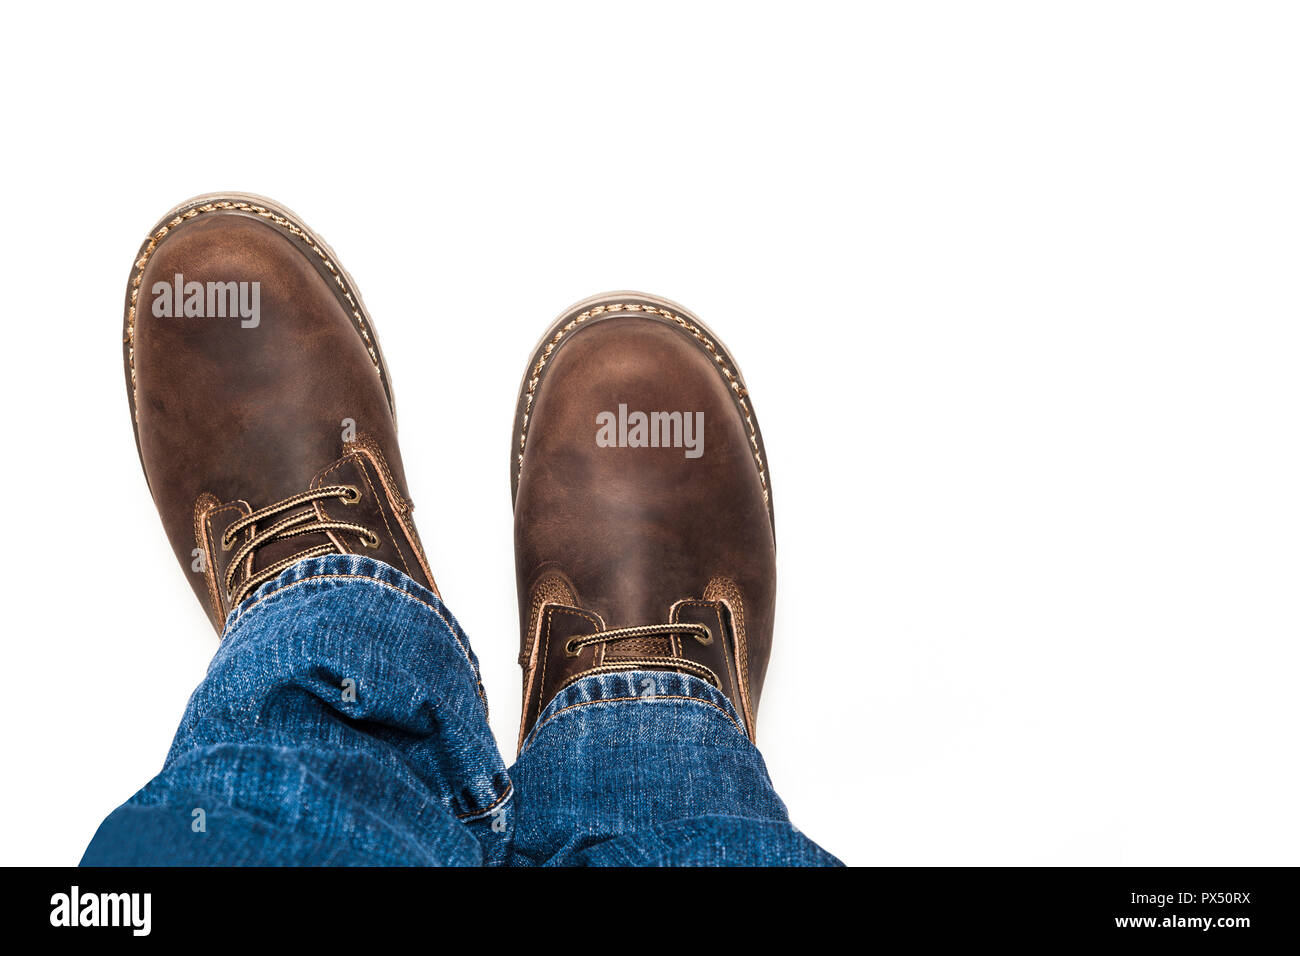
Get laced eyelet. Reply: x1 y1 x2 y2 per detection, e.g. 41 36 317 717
564 638 581 657
362 532 381 550
340 485 362 505
220 534 233 552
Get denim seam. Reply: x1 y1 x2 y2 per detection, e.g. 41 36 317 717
226 573 475 674
456 782 514 822
530 693 745 743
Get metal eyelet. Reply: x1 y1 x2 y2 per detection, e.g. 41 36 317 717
362 532 381 550
564 638 581 657
340 485 362 505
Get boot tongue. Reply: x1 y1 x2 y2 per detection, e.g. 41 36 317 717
251 450 386 574
233 472 346 580
601 627 675 660
216 503 341 606
520 597 750 743
532 603 713 696
245 513 339 576
218 464 358 602
232 447 425 600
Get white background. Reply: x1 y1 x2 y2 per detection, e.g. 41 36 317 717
1 2 1297 867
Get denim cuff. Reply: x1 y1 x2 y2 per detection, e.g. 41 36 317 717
204 553 505 824
522 669 748 752
223 553 482 684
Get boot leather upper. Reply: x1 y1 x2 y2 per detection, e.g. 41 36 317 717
126 201 436 631
513 302 776 746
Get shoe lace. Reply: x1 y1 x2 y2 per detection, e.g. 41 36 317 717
221 484 377 606
562 622 721 687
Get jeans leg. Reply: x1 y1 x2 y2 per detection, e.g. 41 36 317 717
82 555 511 866
506 670 842 866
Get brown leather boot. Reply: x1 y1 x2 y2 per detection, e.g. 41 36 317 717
123 193 437 632
511 292 776 748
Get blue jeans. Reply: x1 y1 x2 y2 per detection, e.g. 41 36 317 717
82 556 840 866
